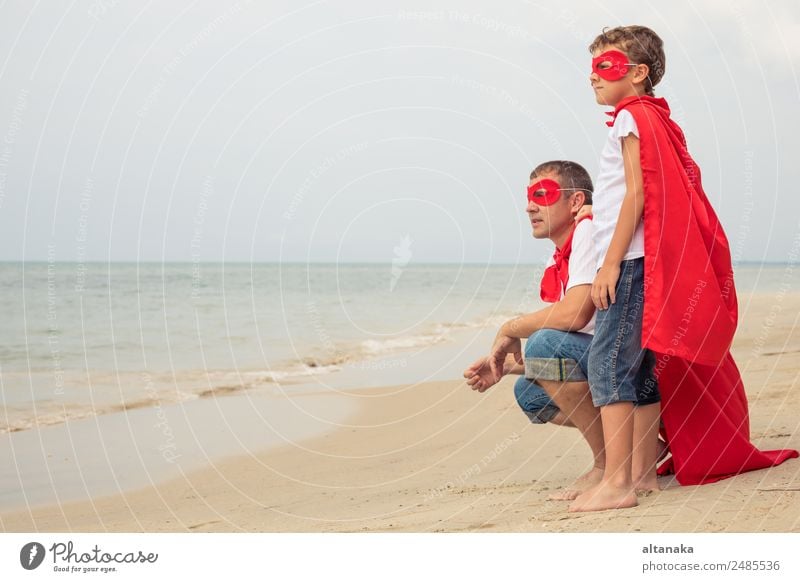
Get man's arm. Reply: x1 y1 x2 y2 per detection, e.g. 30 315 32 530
485 218 598 380
464 354 523 392
592 133 644 310
486 285 594 380
500 284 595 339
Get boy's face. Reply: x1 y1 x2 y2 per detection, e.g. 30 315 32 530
526 171 581 241
589 45 645 106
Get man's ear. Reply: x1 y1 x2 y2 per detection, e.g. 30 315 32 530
571 190 587 213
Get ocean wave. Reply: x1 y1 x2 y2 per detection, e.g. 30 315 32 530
360 334 446 355
277 311 517 379
2 310 519 434
0 390 199 434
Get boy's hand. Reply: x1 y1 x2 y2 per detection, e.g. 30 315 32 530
592 264 620 310
488 334 522 382
575 204 592 221
464 356 502 393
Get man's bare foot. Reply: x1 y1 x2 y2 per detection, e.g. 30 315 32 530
548 467 604 501
568 480 638 512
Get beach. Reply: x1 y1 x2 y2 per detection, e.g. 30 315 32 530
2 289 798 533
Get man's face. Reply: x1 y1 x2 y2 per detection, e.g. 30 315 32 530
526 171 578 240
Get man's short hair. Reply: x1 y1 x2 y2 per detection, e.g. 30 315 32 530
530 160 593 205
589 25 666 96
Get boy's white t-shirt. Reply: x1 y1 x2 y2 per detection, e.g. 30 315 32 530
592 109 645 269
543 218 597 334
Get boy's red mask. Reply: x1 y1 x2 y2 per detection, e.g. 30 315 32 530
527 179 563 206
592 50 635 81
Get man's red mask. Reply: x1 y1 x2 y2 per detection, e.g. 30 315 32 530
528 178 571 207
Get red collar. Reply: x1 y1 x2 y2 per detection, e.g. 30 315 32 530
604 95 670 126
539 216 592 303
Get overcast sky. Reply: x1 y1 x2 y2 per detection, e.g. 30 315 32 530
1 0 798 264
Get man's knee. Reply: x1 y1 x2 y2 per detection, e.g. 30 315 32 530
513 375 537 407
524 329 564 359
544 378 592 403
513 375 558 424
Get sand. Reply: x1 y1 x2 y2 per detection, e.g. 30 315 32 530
2 292 799 532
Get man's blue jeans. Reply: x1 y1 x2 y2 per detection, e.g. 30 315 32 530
513 329 593 424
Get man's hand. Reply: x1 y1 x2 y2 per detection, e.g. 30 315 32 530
464 356 502 393
488 334 523 382
591 263 620 310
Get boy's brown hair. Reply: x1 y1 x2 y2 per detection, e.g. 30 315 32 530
589 26 666 96
530 160 593 205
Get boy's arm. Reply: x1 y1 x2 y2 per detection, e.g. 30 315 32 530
592 133 644 310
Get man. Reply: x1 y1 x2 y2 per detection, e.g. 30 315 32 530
463 160 602 500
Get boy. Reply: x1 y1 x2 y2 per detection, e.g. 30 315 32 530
464 161 605 500
573 26 797 511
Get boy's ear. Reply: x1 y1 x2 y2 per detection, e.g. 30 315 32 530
632 63 650 87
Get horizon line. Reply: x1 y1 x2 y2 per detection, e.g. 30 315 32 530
0 260 792 266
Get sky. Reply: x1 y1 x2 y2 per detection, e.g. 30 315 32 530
0 0 798 265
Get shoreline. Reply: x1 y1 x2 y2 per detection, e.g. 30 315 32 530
0 325 498 513
1 322 503 436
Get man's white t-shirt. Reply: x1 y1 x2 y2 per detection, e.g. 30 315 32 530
592 109 645 269
543 218 597 334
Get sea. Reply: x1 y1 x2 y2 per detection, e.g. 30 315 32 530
0 261 795 434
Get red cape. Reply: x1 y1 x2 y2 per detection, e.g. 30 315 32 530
613 96 797 485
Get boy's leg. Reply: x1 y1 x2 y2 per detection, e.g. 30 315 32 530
571 258 649 512
632 402 661 492
570 402 638 512
632 349 662 492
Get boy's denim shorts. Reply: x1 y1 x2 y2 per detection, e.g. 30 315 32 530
513 329 593 424
587 258 660 407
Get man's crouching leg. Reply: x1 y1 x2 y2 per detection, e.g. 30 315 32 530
523 329 605 500
513 375 572 426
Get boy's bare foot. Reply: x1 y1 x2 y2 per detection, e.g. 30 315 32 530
633 474 660 496
656 437 670 463
568 480 638 512
633 438 667 495
548 466 604 501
